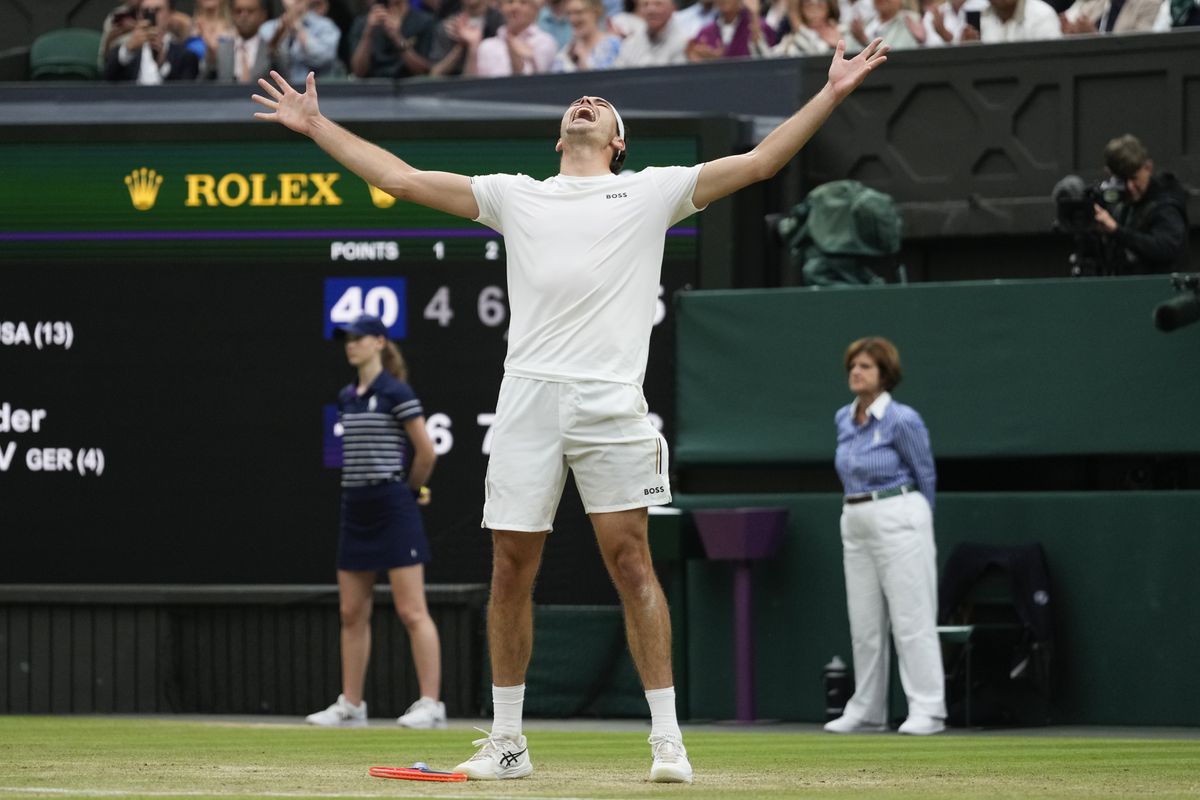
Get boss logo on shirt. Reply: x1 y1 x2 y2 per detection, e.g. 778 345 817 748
643 486 665 495
605 192 628 200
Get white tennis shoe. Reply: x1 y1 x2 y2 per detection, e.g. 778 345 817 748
397 697 447 729
898 715 945 735
648 733 693 783
823 714 888 733
305 694 367 727
453 729 532 780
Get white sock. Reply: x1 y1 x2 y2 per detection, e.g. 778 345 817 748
492 683 525 740
645 687 682 740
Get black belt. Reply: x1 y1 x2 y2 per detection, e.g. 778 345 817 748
363 475 404 487
845 484 917 505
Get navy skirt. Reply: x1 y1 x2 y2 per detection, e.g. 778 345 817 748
337 480 430 571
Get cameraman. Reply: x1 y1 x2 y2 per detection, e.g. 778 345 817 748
1091 134 1189 274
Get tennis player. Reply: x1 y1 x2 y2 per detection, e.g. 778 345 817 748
254 38 888 782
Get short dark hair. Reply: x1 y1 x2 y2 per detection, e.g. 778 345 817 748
1104 134 1150 180
844 337 903 391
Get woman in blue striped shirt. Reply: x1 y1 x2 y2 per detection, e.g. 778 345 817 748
825 336 946 736
306 314 446 730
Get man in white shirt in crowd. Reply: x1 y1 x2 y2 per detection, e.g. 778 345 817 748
463 0 558 76
260 0 342 85
614 0 691 66
964 0 1062 40
921 0 989 43
254 34 888 788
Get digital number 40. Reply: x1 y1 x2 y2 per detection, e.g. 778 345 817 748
330 285 400 327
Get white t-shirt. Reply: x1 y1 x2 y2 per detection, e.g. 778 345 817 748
980 0 1062 41
470 166 703 386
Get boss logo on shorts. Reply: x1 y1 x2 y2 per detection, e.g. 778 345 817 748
643 486 665 495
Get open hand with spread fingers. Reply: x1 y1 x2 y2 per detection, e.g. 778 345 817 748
252 70 321 137
827 38 890 101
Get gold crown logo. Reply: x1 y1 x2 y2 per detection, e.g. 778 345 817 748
125 167 163 211
367 182 396 209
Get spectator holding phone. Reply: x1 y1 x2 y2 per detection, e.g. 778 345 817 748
962 0 1062 40
99 0 192 66
920 0 988 43
103 0 200 83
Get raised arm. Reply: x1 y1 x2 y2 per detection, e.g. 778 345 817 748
692 39 888 210
251 71 480 220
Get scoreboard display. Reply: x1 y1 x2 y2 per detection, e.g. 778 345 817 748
0 118 726 603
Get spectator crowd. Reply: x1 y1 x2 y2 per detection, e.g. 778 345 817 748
95 0 1200 84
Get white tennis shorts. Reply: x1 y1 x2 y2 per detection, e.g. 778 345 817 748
482 376 671 532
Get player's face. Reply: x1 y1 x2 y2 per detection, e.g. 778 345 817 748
560 96 618 141
344 334 384 367
848 353 882 396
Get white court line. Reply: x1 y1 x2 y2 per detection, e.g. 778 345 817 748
0 789 602 800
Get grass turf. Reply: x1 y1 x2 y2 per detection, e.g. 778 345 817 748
0 717 1198 799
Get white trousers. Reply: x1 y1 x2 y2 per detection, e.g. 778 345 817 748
839 491 946 722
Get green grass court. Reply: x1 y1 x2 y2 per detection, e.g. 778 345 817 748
2 717 1199 799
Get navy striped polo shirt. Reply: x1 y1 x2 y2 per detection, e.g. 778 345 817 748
337 371 424 489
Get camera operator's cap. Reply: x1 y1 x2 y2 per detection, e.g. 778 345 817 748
333 314 388 339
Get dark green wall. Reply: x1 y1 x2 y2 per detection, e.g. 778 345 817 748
673 278 1200 727
672 491 1200 727
676 277 1199 462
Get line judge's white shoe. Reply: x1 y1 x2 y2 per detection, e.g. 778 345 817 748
305 694 367 727
823 714 888 734
898 715 946 735
648 733 693 783
452 729 532 780
397 697 447 729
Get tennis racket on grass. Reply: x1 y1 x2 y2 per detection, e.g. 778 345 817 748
369 764 468 782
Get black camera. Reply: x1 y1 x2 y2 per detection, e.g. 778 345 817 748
1052 174 1131 276
141 7 159 23
1053 175 1126 236
1153 273 1200 333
